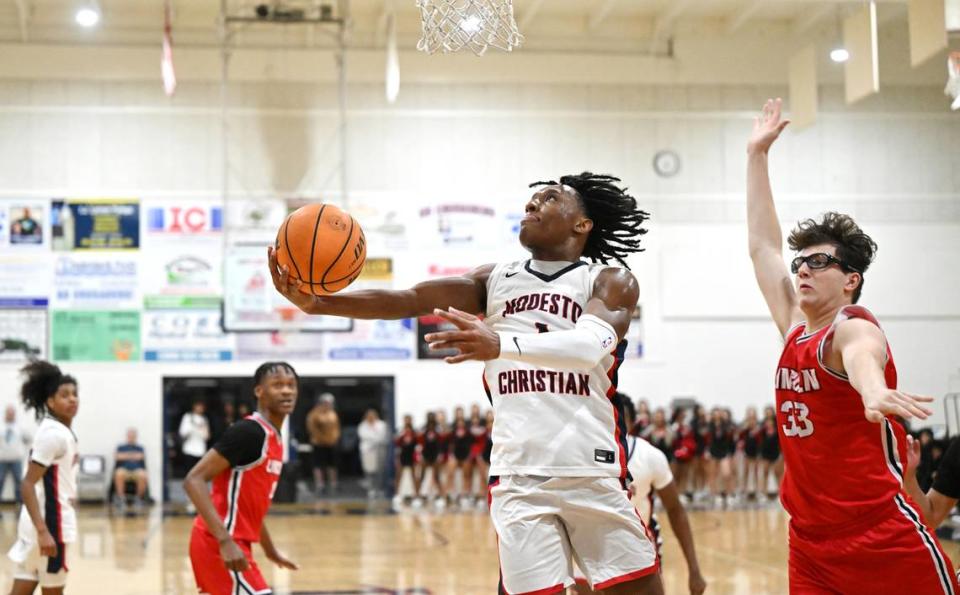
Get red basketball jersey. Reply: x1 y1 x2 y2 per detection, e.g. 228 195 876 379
193 413 284 543
776 305 906 536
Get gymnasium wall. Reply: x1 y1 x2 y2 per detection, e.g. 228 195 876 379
0 75 958 500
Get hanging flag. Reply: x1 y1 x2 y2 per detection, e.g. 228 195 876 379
161 0 177 96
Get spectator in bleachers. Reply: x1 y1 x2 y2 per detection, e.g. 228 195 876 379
358 408 388 499
307 393 341 496
0 405 29 508
113 428 148 506
179 401 210 474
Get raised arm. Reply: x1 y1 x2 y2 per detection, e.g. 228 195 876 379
746 98 801 337
268 245 493 319
832 319 933 423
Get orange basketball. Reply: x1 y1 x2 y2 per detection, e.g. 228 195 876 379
275 203 366 296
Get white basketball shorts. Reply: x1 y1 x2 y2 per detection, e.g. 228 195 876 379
8 538 69 589
487 475 659 594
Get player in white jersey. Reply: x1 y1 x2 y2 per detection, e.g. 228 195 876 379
571 394 706 595
7 361 79 595
270 172 663 594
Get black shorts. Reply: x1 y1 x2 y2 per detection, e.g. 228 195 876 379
761 449 780 462
422 446 439 464
313 445 339 468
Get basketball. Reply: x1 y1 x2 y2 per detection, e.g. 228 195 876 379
274 203 366 296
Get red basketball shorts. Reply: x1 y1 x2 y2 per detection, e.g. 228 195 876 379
189 524 271 595
789 495 958 595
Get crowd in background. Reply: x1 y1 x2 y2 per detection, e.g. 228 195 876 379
390 396 788 511
155 389 950 512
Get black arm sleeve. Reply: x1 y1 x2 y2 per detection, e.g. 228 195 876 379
213 420 266 468
933 437 960 499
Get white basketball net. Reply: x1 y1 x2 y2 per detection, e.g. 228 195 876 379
416 0 523 56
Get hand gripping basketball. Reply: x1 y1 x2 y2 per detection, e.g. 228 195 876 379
268 245 317 313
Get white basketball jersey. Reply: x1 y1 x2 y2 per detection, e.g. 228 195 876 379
13 416 79 554
483 259 630 478
626 435 673 531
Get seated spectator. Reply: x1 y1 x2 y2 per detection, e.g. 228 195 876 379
114 428 148 504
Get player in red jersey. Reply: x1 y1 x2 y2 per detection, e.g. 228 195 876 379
184 362 300 595
747 98 957 594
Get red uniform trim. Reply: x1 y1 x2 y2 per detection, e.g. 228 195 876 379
604 345 629 481
508 584 565 595
592 562 660 590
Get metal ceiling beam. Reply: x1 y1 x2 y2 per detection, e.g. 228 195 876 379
652 0 691 38
726 0 765 34
12 0 30 42
518 0 546 30
588 0 620 31
792 4 836 35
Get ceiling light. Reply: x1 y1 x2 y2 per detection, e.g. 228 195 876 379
830 48 849 63
75 7 100 28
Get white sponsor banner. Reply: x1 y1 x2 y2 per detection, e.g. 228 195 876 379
223 242 351 332
142 309 234 362
52 254 141 309
143 201 223 236
141 247 223 299
0 253 54 299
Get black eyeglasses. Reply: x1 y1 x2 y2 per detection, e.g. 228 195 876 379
790 253 861 274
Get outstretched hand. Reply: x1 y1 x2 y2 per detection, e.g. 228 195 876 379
747 98 790 155
424 307 500 364
861 388 933 424
267 245 316 313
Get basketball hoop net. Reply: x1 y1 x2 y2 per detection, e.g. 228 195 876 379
947 52 960 111
416 0 523 56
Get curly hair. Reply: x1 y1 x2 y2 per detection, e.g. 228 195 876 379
787 212 877 303
20 360 76 420
529 172 649 268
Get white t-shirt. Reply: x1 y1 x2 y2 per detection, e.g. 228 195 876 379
483 259 628 477
358 419 388 454
9 416 79 563
179 412 209 458
0 420 30 462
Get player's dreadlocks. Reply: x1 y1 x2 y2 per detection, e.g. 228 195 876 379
20 360 76 420
253 361 299 387
530 172 649 268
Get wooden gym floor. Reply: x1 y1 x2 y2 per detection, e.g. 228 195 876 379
1 503 958 594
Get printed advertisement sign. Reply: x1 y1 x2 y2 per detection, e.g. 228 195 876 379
142 251 222 300
0 253 54 299
0 298 47 361
142 308 234 362
411 202 500 250
3 202 47 247
235 331 325 361
222 243 351 332
145 203 222 235
51 310 140 362
318 257 414 359
52 254 140 309
52 199 140 250
624 306 644 359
